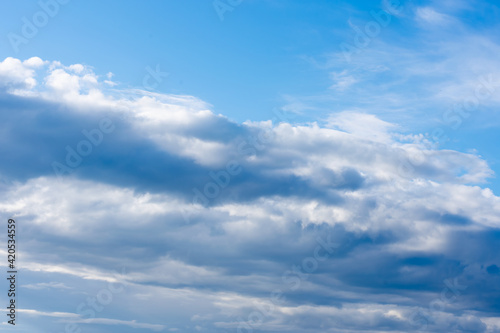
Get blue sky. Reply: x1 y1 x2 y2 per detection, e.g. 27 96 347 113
1 0 500 332
3 0 500 192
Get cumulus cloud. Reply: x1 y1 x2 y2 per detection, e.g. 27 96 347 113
0 57 44 90
1 57 499 332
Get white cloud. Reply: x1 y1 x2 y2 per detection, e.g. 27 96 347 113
22 282 73 290
62 318 166 331
330 70 358 91
0 57 40 90
326 111 396 143
415 7 454 26
8 309 165 331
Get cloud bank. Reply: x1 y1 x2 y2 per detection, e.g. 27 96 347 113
1 56 500 333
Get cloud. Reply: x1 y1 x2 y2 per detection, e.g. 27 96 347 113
0 56 499 332
22 282 73 290
9 309 165 331
0 57 44 90
329 70 358 91
61 318 166 331
415 7 455 26
326 111 396 143
300 1 500 136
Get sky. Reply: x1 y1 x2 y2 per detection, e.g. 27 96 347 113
0 0 500 332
